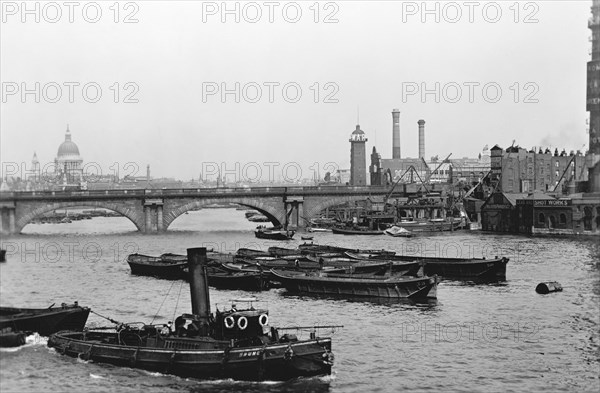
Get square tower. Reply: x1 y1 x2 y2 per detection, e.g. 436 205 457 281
350 125 368 186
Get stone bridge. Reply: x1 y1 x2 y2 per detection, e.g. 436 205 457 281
0 185 425 234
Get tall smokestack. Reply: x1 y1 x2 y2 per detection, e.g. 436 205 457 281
418 119 426 159
187 247 211 334
392 109 401 159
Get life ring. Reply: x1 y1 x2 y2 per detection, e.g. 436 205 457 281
322 351 334 366
259 314 269 327
237 316 248 330
224 316 235 329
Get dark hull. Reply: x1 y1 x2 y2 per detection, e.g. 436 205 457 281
340 261 421 276
350 253 508 281
0 304 90 336
331 227 384 235
424 259 508 280
128 261 187 279
237 248 271 258
298 244 395 257
48 331 332 381
240 257 351 272
304 256 421 276
0 329 27 347
159 253 188 262
268 247 302 257
255 230 295 240
271 270 438 299
208 272 269 291
392 219 463 232
221 260 407 289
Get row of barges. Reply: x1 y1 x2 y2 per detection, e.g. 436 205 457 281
126 243 509 297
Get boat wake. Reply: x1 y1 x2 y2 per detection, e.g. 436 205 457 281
26 333 47 345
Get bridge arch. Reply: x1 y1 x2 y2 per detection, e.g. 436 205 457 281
15 201 145 234
163 197 286 231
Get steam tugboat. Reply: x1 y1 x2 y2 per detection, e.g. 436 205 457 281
48 248 336 381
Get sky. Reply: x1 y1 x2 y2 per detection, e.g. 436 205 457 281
0 0 593 182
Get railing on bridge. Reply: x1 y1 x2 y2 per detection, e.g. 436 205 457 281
0 185 407 199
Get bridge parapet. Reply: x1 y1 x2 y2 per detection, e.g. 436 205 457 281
0 185 407 200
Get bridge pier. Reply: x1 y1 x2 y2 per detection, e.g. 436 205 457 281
157 205 163 231
0 202 16 234
144 198 165 233
285 196 306 230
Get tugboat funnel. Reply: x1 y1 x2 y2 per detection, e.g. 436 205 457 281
187 247 211 329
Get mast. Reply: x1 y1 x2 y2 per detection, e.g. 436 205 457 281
187 247 211 335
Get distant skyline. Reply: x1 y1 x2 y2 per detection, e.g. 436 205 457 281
0 1 592 181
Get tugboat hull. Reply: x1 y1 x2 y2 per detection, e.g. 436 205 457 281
48 331 332 381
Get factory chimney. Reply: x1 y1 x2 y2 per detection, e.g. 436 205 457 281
392 109 401 159
418 119 426 159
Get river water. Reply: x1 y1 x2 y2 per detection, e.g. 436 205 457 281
0 208 598 393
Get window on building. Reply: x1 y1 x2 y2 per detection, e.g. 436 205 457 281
538 213 545 225
555 171 559 178
555 161 559 167
549 215 556 228
559 213 567 224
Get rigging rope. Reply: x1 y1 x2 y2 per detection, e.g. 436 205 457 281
90 310 121 325
171 280 184 323
150 280 178 325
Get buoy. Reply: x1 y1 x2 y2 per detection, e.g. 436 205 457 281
535 281 563 294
